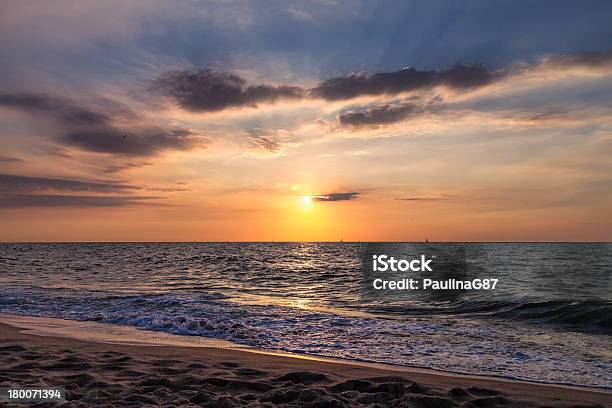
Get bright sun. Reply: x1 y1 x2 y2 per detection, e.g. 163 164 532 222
302 196 312 205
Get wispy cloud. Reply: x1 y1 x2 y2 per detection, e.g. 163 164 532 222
0 155 22 163
249 134 280 152
338 102 424 127
0 194 161 208
0 174 138 193
0 174 165 208
541 50 612 69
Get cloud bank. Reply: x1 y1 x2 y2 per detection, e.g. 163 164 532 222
150 51 612 131
152 64 500 112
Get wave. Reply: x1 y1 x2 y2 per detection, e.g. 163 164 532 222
488 300 612 333
0 288 610 388
370 299 612 334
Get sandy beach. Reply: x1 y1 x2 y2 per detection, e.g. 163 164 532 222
0 315 609 407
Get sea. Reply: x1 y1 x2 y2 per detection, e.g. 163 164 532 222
0 242 610 388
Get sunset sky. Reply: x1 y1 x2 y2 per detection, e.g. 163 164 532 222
1 1 611 241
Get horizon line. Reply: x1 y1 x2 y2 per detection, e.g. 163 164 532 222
0 240 609 244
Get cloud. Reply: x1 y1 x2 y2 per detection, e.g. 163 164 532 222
0 174 167 208
543 50 612 69
314 192 359 202
0 194 161 208
338 102 422 127
244 128 286 152
312 64 499 101
153 69 304 112
249 135 280 152
0 93 112 126
0 174 138 194
101 161 153 174
152 64 500 112
63 127 198 156
336 50 612 128
0 155 22 163
0 93 203 156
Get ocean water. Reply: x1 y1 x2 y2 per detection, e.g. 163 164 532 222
0 242 610 388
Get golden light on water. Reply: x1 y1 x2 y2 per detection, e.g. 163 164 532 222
293 298 312 310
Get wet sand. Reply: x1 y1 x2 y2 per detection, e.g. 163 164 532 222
0 315 609 407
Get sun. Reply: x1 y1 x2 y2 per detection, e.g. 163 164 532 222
302 195 312 205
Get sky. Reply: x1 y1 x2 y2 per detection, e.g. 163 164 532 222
1 0 611 241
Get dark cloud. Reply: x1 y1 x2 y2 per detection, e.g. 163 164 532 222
0 93 202 156
153 69 304 112
311 64 499 101
311 68 433 100
314 192 359 202
0 174 138 194
63 127 198 156
338 103 420 127
436 64 499 89
0 194 161 208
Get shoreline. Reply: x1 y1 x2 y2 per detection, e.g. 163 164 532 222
0 313 610 407
0 313 609 393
